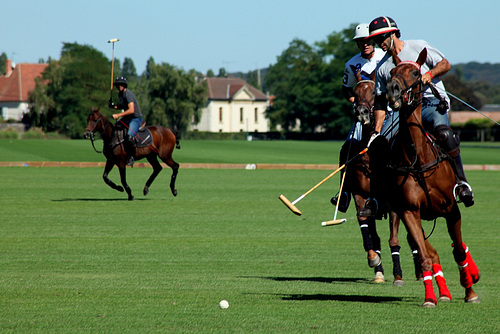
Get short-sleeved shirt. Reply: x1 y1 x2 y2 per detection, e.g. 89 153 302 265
374 40 450 107
343 48 385 88
119 89 142 119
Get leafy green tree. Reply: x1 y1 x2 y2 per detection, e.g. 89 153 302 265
122 57 137 82
0 52 7 75
442 74 483 111
27 42 110 138
265 25 357 137
146 62 207 136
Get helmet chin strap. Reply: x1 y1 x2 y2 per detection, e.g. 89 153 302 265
389 35 394 51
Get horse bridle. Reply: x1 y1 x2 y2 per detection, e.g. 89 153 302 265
86 113 109 153
390 61 424 111
354 79 375 126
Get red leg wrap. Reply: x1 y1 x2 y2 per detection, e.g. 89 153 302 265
432 263 452 300
463 243 480 284
423 271 437 305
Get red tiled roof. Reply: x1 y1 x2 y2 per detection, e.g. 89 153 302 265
0 63 48 102
205 77 268 101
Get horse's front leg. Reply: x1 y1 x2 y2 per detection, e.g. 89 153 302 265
118 163 134 201
103 160 124 192
388 211 404 286
424 238 452 302
402 210 436 307
446 204 480 303
143 156 162 196
354 194 383 282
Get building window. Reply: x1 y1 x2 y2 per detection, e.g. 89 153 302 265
254 108 258 122
240 107 244 123
219 107 223 122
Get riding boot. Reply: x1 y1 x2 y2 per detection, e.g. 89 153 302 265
125 135 136 166
358 136 389 219
434 125 474 207
452 155 474 207
330 140 356 212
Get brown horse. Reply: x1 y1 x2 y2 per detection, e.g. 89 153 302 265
83 107 179 201
345 70 452 299
383 48 480 306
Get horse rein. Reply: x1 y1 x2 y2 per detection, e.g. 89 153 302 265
86 113 110 154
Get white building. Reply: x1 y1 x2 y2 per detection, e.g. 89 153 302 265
191 77 270 133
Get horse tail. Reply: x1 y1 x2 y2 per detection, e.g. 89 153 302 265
172 125 181 150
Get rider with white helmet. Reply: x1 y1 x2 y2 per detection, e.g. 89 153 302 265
333 23 387 213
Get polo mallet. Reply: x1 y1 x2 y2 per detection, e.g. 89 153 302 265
108 38 120 100
322 170 347 226
279 147 368 216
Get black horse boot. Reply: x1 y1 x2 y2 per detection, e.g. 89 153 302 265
125 135 136 166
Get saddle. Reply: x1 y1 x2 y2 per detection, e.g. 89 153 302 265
113 122 153 148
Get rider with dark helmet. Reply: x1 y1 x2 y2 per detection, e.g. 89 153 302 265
109 77 143 166
358 16 474 218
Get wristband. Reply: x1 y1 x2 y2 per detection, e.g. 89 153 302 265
426 71 433 80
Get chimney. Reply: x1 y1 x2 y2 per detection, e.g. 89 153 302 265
5 59 13 77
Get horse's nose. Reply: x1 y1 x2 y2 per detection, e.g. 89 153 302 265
83 131 90 139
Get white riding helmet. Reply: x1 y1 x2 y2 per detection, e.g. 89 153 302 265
353 23 370 40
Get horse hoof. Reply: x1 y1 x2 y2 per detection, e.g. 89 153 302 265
172 189 178 197
438 296 451 302
128 196 134 201
393 280 404 287
421 301 436 308
465 296 480 304
143 187 149 196
374 271 385 283
117 187 124 192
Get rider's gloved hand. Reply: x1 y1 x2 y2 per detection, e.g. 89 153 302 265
108 99 115 109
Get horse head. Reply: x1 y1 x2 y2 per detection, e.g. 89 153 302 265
352 66 375 126
83 107 104 139
386 48 427 112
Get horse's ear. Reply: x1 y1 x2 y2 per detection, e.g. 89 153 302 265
350 65 362 83
417 48 427 67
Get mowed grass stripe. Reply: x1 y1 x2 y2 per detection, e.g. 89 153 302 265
0 167 499 333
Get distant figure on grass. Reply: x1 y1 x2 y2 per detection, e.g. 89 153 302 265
109 77 143 166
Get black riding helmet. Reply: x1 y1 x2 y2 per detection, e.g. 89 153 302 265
367 16 400 39
114 77 128 88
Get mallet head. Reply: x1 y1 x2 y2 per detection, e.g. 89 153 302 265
279 194 302 216
108 38 120 43
321 219 346 227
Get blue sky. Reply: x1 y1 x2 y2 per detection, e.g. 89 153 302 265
3 0 498 75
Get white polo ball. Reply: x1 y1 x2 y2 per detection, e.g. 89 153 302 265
219 299 229 309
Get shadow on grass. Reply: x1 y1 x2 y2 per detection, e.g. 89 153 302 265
239 276 371 284
52 198 151 202
279 293 408 303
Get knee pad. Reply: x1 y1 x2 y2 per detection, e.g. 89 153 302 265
434 125 459 157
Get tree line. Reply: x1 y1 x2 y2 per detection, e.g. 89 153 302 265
3 23 499 139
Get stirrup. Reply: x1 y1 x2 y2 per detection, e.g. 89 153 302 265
357 198 378 217
453 181 474 207
330 191 350 213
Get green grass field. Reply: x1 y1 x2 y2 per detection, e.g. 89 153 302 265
1 140 499 333
1 139 500 165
